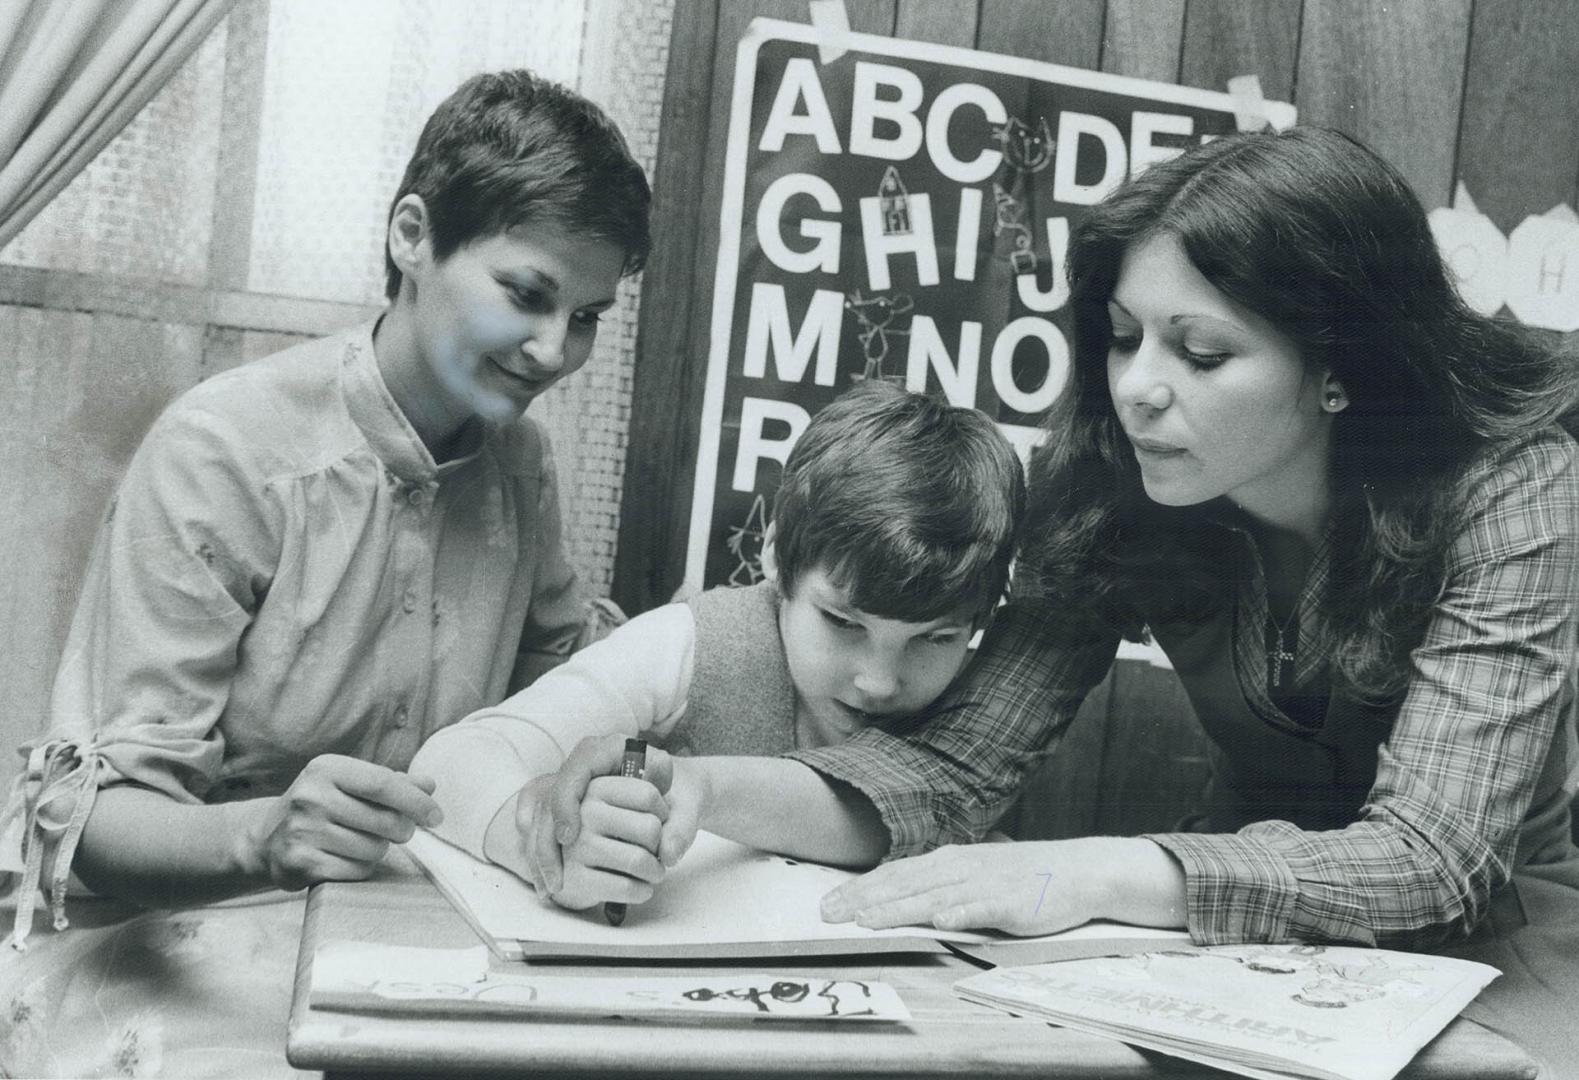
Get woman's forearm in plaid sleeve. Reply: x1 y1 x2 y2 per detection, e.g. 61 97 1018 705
791 598 1120 858
1152 436 1579 948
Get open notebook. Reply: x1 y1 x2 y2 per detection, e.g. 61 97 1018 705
404 828 1189 963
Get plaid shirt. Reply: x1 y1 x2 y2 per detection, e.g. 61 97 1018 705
792 427 1579 949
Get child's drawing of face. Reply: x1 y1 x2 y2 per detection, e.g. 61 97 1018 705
682 979 875 1017
998 116 1053 172
778 565 973 747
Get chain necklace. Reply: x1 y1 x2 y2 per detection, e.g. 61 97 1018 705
1266 603 1298 692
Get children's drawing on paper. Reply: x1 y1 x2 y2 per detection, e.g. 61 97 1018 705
312 941 912 1022
684 979 807 1013
817 980 876 1017
725 494 768 586
684 979 877 1017
844 288 913 383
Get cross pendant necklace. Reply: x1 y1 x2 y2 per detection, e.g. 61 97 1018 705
1267 611 1297 691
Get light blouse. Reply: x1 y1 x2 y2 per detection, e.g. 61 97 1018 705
1 322 590 946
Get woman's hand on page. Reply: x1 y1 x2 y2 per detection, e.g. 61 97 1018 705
818 840 1099 936
244 754 443 891
819 837 1187 937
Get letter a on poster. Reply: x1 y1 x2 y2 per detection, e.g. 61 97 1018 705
685 18 1296 590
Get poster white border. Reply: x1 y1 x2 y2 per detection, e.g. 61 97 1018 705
683 17 1298 588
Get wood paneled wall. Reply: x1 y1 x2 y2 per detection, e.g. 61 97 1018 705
611 0 1579 838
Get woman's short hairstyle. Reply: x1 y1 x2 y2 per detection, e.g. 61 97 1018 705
1023 126 1572 699
384 70 651 300
772 381 1026 627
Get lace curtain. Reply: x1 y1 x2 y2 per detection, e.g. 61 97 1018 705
0 0 240 250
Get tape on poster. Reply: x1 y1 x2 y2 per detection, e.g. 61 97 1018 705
807 0 851 64
1227 74 1275 132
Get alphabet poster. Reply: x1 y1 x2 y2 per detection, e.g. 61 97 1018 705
685 18 1296 589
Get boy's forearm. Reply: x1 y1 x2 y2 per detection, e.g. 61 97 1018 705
687 757 887 868
72 785 273 907
411 723 561 858
481 790 536 879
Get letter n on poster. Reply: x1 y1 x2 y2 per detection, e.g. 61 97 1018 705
684 18 1295 590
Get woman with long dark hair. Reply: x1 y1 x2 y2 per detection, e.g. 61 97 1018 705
811 127 1579 1072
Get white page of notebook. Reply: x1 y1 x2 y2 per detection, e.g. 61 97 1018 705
404 828 1191 953
405 828 988 948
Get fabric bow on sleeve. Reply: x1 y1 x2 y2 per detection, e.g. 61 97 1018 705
3 736 103 951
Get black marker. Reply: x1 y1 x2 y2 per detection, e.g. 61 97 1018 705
603 738 648 927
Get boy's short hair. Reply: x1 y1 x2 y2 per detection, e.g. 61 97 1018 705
384 70 652 300
772 382 1025 626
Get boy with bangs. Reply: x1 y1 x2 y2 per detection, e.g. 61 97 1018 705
412 380 1025 909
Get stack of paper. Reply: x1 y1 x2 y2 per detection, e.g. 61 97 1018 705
954 944 1498 1080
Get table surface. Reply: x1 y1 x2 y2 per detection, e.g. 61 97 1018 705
286 855 1538 1080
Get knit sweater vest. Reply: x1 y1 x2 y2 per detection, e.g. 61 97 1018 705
667 582 797 756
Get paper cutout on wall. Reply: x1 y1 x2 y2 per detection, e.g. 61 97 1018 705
1506 204 1579 332
1429 184 1579 331
725 493 769 587
844 287 913 382
992 115 1055 174
1427 185 1509 317
1226 74 1273 133
877 165 913 235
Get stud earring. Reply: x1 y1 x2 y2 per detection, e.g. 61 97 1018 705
1324 390 1343 411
